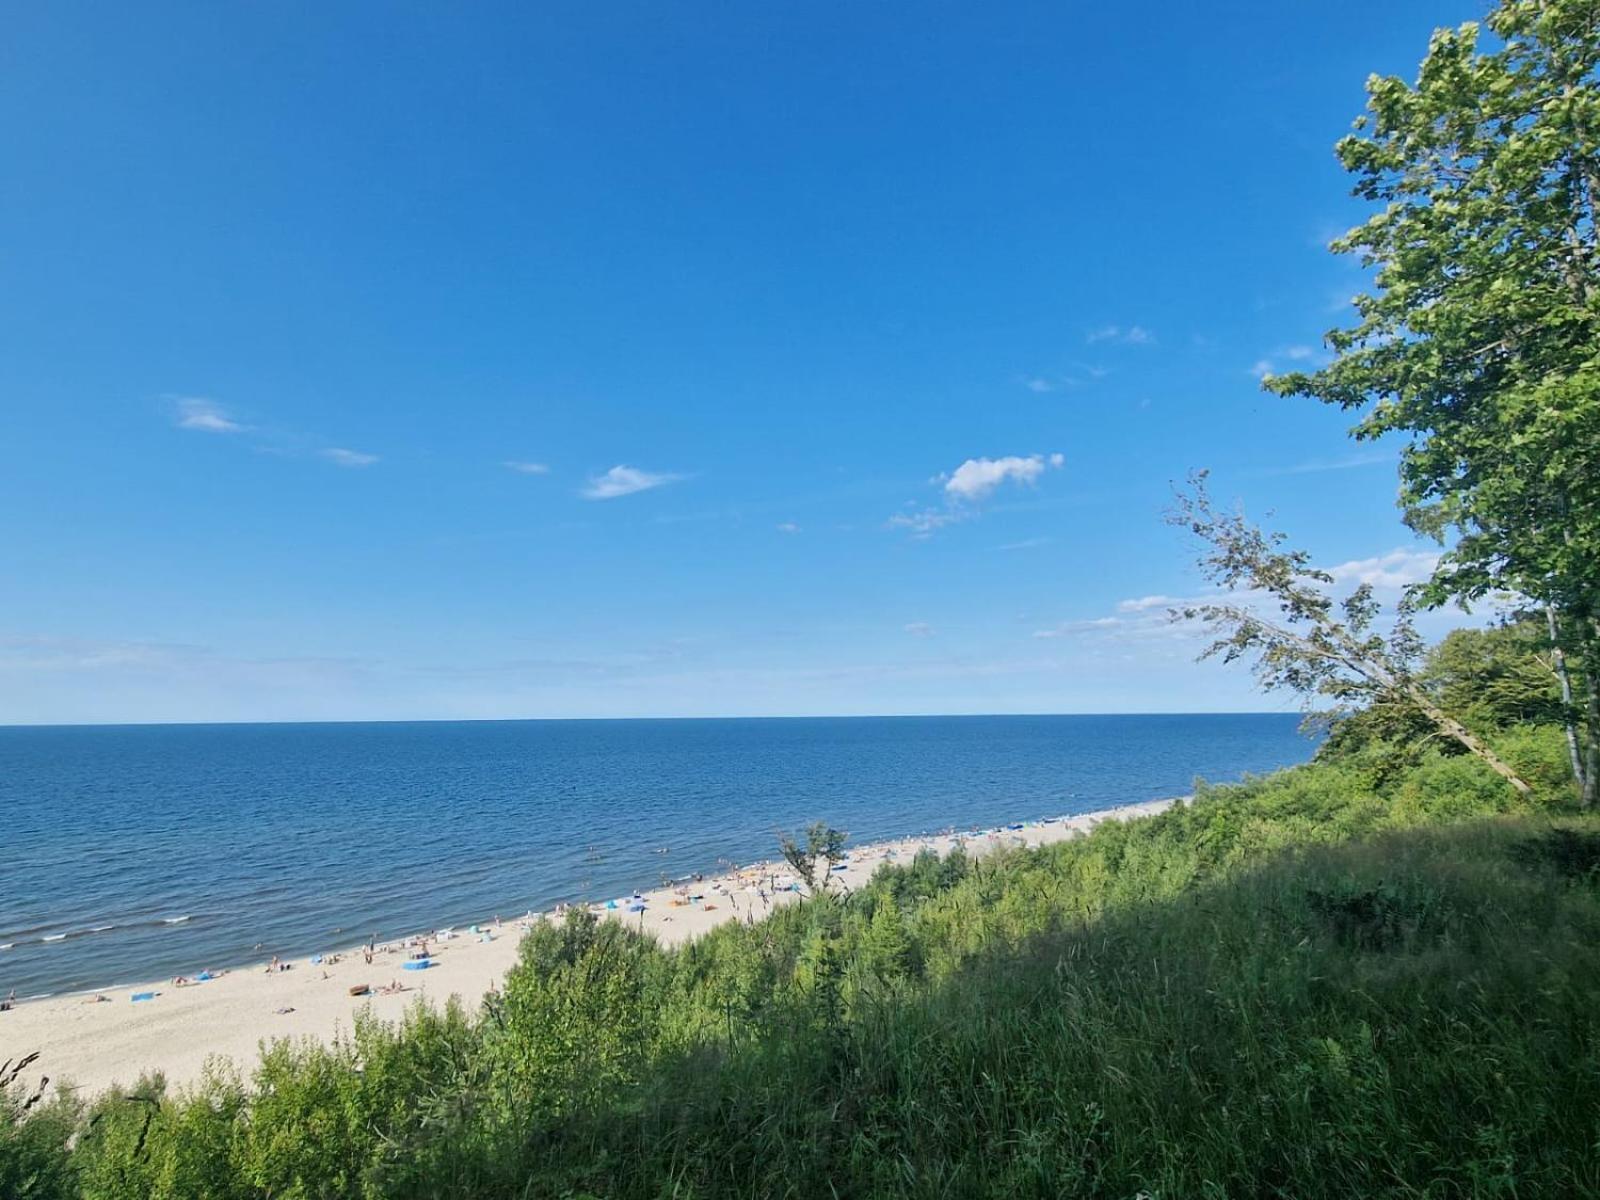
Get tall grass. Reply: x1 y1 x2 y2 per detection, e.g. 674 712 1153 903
5 728 1595 1198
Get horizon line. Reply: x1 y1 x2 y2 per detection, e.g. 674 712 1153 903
0 709 1306 731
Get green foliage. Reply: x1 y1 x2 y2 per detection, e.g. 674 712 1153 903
1266 0 1600 800
484 909 662 1127
1319 613 1566 779
1426 616 1566 730
778 820 848 893
1170 471 1535 793
5 726 1593 1198
1 1067 77 1200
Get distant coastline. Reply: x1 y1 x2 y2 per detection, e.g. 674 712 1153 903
1 714 1313 1001
1 796 1178 1097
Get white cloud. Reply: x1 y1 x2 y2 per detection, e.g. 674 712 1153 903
903 622 935 638
997 536 1051 552
887 452 1064 539
1283 345 1316 361
1023 377 1058 393
943 453 1064 502
320 447 380 468
1087 324 1155 346
1250 358 1276 379
505 461 550 475
173 398 245 434
776 521 801 534
581 464 684 500
1323 548 1440 589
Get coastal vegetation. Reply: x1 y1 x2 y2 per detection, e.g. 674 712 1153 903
1 629 1593 1195
7 0 1600 1195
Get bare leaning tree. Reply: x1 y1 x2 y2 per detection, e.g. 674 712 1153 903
1168 472 1531 795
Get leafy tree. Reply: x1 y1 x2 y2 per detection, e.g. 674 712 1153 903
1 1058 77 1200
778 821 848 894
1426 614 1567 728
860 894 914 982
1169 473 1532 794
486 909 659 1124
1266 0 1600 802
1318 613 1566 781
1315 696 1443 783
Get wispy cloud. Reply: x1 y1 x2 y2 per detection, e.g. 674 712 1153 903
581 464 685 500
504 460 550 475
886 507 965 539
0 633 211 671
903 622 935 638
1033 617 1123 639
1023 376 1067 394
1086 324 1155 346
1258 450 1394 477
1037 547 1446 648
997 536 1051 552
168 396 382 471
1116 594 1179 613
173 397 246 434
1018 363 1109 394
1251 344 1328 379
320 447 380 468
776 521 801 534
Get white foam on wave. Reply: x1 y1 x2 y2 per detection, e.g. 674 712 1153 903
88 924 115 933
163 915 191 925
42 933 67 942
0 943 13 951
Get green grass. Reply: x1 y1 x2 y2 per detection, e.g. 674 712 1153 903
6 729 1598 1198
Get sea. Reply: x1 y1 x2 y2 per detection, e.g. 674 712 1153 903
0 714 1314 999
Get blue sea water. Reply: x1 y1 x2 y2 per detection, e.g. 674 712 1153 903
0 714 1313 999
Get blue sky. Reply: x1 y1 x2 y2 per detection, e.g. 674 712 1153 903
1 1 1485 724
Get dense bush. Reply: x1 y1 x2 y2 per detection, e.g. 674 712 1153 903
4 725 1593 1197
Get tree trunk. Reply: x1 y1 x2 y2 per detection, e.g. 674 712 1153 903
1547 605 1589 795
1405 683 1533 795
1584 669 1600 808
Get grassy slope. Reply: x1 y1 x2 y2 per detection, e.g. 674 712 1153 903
5 726 1599 1198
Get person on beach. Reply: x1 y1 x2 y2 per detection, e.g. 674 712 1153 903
266 956 279 975
0 988 14 1011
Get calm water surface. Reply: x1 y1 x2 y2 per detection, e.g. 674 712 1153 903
0 714 1313 997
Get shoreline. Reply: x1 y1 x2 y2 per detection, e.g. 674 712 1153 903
0 797 1179 1098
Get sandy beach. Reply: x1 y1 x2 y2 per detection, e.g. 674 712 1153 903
1 798 1175 1098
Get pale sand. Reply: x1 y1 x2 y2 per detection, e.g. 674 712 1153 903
0 798 1177 1098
